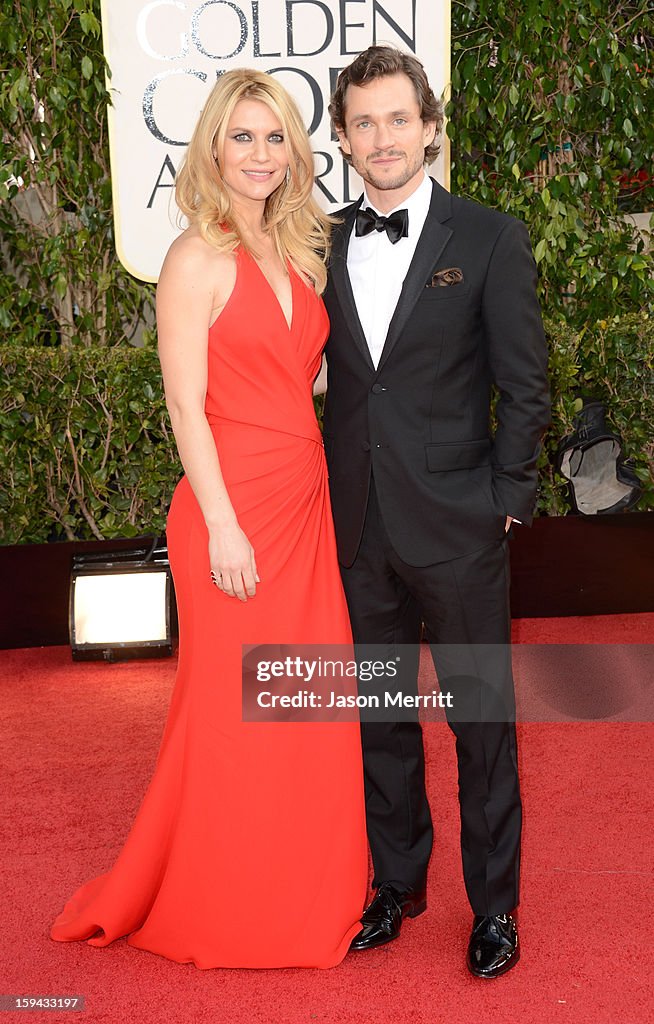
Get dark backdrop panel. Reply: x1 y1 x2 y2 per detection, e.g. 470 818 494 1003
0 514 652 650
0 536 179 651
508 512 653 618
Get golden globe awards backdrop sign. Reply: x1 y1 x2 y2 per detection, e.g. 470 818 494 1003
100 0 450 282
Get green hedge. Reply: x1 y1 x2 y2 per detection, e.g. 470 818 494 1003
0 347 178 543
1 316 651 544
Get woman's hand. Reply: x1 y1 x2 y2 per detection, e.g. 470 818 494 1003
209 523 259 601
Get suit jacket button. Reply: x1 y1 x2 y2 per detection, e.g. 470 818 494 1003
371 383 387 394
362 441 371 451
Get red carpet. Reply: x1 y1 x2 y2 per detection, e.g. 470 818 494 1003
1 614 652 1023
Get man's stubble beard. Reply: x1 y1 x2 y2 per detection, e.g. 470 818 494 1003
352 149 425 192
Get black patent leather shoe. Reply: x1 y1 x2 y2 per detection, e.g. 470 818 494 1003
466 913 520 978
349 883 427 951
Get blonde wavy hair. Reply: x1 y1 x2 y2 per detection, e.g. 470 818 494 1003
175 69 332 294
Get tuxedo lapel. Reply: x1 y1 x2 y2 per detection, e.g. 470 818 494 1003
376 179 453 373
328 198 375 371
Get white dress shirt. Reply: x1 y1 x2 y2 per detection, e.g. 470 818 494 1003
347 170 432 369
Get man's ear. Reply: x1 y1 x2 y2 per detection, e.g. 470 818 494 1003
335 127 351 156
423 120 437 149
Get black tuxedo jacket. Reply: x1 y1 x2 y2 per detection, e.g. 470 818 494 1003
322 177 551 568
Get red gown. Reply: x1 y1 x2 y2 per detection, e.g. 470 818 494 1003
50 246 368 968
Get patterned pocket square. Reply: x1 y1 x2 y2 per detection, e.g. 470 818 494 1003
427 267 464 287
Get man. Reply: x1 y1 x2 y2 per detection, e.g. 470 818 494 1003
322 46 550 978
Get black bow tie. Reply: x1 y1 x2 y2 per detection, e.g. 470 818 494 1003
355 206 409 244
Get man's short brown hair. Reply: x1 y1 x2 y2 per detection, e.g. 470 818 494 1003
329 45 444 165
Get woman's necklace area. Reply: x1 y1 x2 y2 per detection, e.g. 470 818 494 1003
250 242 288 278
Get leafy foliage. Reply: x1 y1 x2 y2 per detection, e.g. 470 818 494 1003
448 0 653 325
2 319 650 543
0 347 179 543
0 0 155 346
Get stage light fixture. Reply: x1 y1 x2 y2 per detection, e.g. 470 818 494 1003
557 400 642 515
69 539 173 661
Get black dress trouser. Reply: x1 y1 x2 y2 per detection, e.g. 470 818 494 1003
339 479 522 917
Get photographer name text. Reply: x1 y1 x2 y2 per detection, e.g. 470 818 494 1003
256 690 454 709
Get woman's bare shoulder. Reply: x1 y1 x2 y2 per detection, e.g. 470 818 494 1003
162 226 234 270
161 225 235 277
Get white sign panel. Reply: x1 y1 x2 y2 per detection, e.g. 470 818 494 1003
100 1 451 282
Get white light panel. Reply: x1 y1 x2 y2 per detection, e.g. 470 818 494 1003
73 571 169 645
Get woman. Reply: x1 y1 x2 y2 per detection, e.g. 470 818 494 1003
50 70 368 969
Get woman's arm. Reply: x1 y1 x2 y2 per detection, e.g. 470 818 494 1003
157 236 258 601
312 354 328 395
